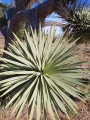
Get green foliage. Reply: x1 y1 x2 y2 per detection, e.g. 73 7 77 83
0 26 86 120
64 2 90 43
0 3 8 28
16 23 25 39
37 0 42 4
0 3 8 14
16 22 30 39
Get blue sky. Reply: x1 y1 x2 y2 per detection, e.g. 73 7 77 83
2 0 90 4
2 0 11 4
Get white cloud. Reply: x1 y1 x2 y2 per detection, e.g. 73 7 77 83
45 12 68 24
45 18 67 24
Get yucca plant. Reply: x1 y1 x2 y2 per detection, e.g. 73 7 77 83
69 7 90 42
62 1 90 43
0 26 86 120
0 2 8 28
66 4 90 43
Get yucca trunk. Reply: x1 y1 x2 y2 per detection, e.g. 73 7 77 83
7 0 55 42
6 0 77 42
18 0 36 11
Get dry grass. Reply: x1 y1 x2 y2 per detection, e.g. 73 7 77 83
0 106 28 120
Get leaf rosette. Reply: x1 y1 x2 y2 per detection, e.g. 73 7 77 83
0 26 85 120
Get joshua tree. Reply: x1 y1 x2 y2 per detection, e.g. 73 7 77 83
2 0 90 43
1 0 77 42
62 0 90 43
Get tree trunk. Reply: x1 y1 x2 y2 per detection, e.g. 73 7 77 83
7 0 55 42
8 0 17 20
18 0 36 11
43 22 66 28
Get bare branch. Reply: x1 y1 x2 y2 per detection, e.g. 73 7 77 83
7 0 55 41
54 0 77 20
8 0 18 20
15 0 19 7
18 0 36 11
10 0 18 8
7 0 77 42
43 22 66 28
7 9 28 42
37 0 55 22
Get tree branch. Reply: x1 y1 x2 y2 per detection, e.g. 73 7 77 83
43 22 66 28
7 9 29 42
18 0 36 11
7 0 76 42
38 0 55 19
7 0 55 41
8 0 18 20
54 0 77 21
15 0 19 7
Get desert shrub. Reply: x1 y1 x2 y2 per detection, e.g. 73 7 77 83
0 26 86 120
63 1 90 43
